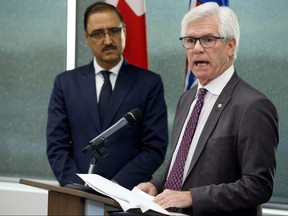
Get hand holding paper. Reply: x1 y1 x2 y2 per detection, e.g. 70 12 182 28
77 174 188 215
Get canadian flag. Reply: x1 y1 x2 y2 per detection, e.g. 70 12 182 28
106 0 148 69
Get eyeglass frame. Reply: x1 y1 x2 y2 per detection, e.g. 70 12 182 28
86 26 124 40
179 36 226 49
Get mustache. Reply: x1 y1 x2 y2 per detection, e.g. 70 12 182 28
102 45 116 52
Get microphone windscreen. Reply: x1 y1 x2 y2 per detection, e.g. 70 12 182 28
124 108 143 126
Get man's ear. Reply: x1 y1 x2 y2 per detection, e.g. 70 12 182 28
227 37 236 58
83 32 89 43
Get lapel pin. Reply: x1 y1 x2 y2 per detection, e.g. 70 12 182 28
217 103 223 108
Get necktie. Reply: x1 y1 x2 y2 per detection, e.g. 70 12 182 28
164 88 207 191
98 71 112 126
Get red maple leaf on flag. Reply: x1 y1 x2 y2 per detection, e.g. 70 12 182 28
106 0 148 69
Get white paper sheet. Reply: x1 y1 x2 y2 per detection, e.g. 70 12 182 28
77 174 188 215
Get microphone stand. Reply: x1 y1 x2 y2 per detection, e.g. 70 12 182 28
65 137 107 193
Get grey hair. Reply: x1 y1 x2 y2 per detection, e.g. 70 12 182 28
181 2 240 59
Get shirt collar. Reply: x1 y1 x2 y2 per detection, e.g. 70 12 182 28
198 65 235 96
93 56 124 76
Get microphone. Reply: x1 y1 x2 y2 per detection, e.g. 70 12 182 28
82 108 143 154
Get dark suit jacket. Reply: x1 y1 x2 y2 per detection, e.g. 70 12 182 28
46 59 168 190
152 71 278 216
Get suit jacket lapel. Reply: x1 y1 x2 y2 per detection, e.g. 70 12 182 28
186 72 240 176
77 62 102 133
172 87 197 154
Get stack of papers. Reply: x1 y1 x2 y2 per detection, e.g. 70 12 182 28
77 174 187 215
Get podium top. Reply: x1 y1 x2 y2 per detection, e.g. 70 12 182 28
19 178 171 216
19 178 120 209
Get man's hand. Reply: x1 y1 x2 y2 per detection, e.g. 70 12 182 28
154 189 192 209
136 182 158 196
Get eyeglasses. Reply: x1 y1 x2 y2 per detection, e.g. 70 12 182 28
179 36 226 48
87 27 124 40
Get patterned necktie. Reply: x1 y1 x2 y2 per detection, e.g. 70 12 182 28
164 88 207 191
98 71 112 126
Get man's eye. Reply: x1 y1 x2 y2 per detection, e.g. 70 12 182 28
92 31 103 38
202 37 214 43
187 38 195 43
109 28 121 35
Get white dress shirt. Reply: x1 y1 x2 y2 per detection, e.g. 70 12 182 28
93 56 124 102
168 65 235 183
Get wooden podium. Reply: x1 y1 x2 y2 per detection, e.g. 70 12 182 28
19 178 121 215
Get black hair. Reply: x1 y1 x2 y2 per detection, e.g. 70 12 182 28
84 2 125 32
